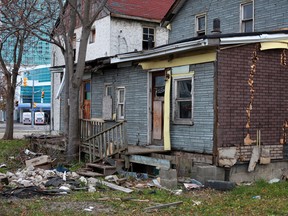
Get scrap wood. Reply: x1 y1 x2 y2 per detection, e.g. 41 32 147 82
95 179 133 193
97 197 149 202
143 201 183 211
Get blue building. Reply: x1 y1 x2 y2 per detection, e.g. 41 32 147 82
17 65 51 123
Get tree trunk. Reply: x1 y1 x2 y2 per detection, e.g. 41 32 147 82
66 86 80 161
3 87 15 140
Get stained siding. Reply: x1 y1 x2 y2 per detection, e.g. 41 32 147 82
171 62 215 153
91 66 149 145
169 0 288 43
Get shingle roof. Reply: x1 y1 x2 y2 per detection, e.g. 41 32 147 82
107 0 175 21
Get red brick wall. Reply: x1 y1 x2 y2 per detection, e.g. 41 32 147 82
217 43 288 149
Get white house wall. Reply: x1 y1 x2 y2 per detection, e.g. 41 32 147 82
110 18 169 55
86 16 111 60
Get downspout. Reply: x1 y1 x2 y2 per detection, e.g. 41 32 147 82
213 49 219 166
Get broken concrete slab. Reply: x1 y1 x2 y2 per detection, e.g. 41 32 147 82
25 155 51 167
218 147 238 167
248 146 260 172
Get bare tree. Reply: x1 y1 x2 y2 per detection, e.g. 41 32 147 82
34 0 107 161
0 0 53 139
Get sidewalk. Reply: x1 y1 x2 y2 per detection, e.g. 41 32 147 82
0 122 50 139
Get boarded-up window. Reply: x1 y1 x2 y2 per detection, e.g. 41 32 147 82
102 84 113 120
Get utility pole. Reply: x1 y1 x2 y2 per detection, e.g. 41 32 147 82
31 79 34 128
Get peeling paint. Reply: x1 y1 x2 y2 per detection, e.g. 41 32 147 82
244 44 259 145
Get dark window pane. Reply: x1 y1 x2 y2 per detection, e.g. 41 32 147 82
85 83 90 91
143 34 148 40
149 28 154 34
198 16 205 31
178 80 191 98
155 76 165 87
143 28 148 34
179 101 192 118
244 20 253 32
243 3 253 19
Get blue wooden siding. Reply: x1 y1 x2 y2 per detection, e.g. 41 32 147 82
91 66 149 146
170 62 215 153
169 0 288 43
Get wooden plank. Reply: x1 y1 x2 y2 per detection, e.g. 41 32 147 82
95 179 133 193
76 170 104 177
153 101 163 140
129 155 170 170
144 201 183 211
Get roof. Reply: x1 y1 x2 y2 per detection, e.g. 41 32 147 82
161 0 187 26
107 0 175 22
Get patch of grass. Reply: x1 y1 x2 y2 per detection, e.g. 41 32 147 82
0 139 29 172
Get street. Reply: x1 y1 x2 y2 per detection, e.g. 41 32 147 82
0 122 51 139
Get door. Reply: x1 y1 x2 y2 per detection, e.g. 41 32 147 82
82 81 91 119
151 71 165 145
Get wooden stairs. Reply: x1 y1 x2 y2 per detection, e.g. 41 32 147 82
77 163 117 177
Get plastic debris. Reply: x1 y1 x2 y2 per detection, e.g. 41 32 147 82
252 195 261 199
268 178 280 184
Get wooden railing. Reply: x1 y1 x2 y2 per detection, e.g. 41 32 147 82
80 118 104 141
80 120 127 162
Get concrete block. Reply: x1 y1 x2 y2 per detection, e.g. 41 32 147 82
159 169 178 189
205 180 236 191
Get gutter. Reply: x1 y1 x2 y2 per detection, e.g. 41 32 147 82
111 38 212 64
220 33 288 45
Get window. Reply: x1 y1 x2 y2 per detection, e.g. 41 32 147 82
173 76 194 125
143 27 155 50
241 2 254 32
117 87 125 120
196 14 206 36
73 34 76 61
89 28 96 44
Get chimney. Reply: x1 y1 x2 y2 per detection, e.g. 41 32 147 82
211 18 221 34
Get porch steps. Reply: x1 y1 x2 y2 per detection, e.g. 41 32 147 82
86 163 117 176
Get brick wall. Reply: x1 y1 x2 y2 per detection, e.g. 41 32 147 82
237 145 283 162
217 44 288 152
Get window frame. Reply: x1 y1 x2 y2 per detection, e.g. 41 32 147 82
117 87 126 120
240 1 254 33
142 27 155 50
195 13 206 36
172 75 194 125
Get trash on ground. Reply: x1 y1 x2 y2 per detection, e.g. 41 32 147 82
268 178 280 184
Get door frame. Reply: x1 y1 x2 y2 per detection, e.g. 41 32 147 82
147 69 166 146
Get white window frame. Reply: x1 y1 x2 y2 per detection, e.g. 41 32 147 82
142 27 155 50
195 13 206 36
172 75 194 125
117 87 125 120
240 1 254 33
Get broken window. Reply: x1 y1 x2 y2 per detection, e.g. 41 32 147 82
89 27 96 44
196 14 206 36
241 1 254 33
117 87 125 120
173 76 193 125
143 27 155 50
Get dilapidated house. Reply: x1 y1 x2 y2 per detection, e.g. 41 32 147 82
52 0 288 183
